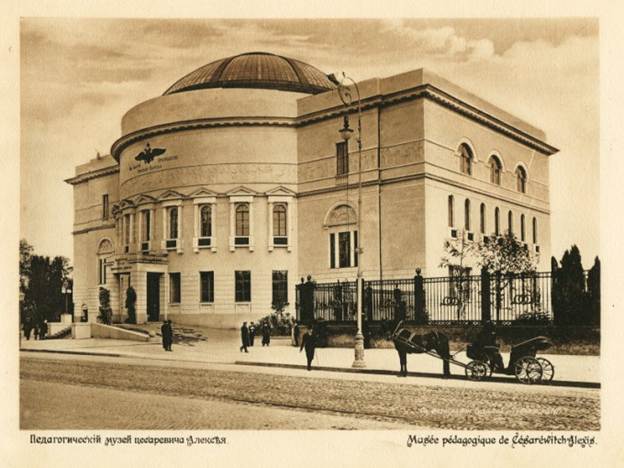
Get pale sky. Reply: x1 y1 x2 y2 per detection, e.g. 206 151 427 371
20 18 599 267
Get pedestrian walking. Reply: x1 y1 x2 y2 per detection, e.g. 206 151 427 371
240 321 249 352
249 321 256 346
23 318 32 340
299 326 317 371
261 321 271 346
161 320 173 351
33 322 40 340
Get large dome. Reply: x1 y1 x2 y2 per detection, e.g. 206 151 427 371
163 51 335 96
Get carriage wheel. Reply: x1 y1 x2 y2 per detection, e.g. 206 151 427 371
465 360 489 381
536 358 555 383
514 357 542 384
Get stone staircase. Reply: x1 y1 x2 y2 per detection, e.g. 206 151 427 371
46 326 71 340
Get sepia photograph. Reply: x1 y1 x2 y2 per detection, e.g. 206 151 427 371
6 3 624 465
17 16 601 433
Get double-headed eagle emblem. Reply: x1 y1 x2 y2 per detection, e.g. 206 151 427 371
135 143 166 164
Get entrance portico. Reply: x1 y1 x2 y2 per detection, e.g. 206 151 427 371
110 254 168 324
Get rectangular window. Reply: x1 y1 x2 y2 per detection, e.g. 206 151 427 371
336 141 348 176
354 231 358 267
141 210 151 242
235 271 251 302
330 233 336 269
199 205 212 238
200 271 214 303
338 231 351 268
123 214 131 253
98 258 107 285
102 194 109 220
272 203 288 245
272 270 288 306
169 273 181 304
168 207 178 239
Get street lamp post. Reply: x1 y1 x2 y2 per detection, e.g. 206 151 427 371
330 72 366 368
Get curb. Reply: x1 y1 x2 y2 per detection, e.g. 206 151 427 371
20 348 122 358
234 360 601 389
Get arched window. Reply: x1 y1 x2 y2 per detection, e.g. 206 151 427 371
532 217 538 244
480 203 486 234
494 207 500 236
516 166 527 193
459 144 473 175
273 203 287 238
508 210 513 234
489 155 502 185
448 195 454 227
464 199 471 231
200 205 212 238
235 203 249 236
520 214 526 241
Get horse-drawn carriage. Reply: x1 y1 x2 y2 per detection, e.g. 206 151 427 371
466 336 554 384
391 322 555 385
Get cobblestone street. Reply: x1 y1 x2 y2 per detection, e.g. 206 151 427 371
21 356 599 430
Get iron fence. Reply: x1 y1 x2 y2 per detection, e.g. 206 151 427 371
297 269 593 326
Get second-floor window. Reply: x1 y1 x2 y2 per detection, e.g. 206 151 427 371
102 194 109 220
489 156 502 185
272 203 288 245
235 203 250 245
168 207 178 239
140 210 151 251
516 166 527 193
336 141 348 176
459 144 473 176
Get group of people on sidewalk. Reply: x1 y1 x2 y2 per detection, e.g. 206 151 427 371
239 321 273 352
22 318 47 341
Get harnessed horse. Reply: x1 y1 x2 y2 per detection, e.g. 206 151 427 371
389 321 451 377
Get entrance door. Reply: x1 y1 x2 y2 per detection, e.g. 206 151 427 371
147 273 160 322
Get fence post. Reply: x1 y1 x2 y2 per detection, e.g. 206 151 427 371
481 268 491 323
414 268 426 324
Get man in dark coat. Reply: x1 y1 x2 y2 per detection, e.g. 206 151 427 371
474 321 504 371
23 318 33 340
261 321 271 346
248 322 256 346
299 326 317 371
240 322 249 352
161 320 173 351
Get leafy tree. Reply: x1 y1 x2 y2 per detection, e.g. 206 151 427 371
19 240 73 325
475 231 537 275
440 230 478 319
587 257 601 326
553 245 592 325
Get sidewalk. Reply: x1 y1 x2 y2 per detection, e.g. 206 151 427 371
20 332 600 388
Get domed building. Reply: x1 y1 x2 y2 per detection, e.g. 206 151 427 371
67 51 558 327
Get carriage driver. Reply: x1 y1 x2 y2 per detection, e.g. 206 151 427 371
475 321 505 371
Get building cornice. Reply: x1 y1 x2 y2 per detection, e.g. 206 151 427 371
297 84 559 156
72 223 116 236
109 83 557 163
110 116 296 161
65 166 119 185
